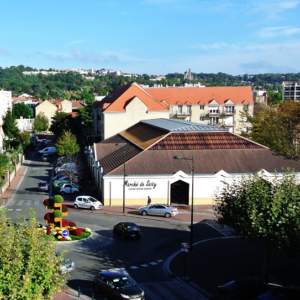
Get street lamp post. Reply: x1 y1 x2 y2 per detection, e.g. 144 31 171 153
174 155 194 252
116 143 127 213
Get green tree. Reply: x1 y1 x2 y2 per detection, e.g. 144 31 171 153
12 102 33 119
0 209 67 299
49 111 69 137
0 154 9 178
267 91 282 105
55 130 80 157
242 101 300 159
55 130 80 190
33 112 49 132
2 109 19 148
75 106 93 128
214 172 300 282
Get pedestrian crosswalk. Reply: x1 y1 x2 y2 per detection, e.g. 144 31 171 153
8 200 42 207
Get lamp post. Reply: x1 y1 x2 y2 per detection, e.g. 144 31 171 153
174 155 194 252
116 143 127 213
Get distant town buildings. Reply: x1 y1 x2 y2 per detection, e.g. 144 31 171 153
184 68 193 80
282 80 300 101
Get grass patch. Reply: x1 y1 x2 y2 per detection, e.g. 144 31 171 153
69 231 91 241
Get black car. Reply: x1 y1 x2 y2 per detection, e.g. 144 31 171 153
217 277 270 300
113 222 141 240
93 271 145 300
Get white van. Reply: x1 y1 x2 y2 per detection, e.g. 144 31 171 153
55 162 77 174
39 147 56 155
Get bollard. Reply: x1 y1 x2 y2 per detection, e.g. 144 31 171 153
78 286 81 297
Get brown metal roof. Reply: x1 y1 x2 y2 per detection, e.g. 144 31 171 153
108 149 300 175
96 135 142 174
150 132 264 150
120 122 168 149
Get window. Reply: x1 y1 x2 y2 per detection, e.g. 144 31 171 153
224 106 234 113
199 117 204 122
177 106 182 114
244 104 249 111
209 106 219 114
210 117 219 125
200 105 205 110
186 105 191 114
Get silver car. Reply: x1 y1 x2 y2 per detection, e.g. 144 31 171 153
139 203 178 218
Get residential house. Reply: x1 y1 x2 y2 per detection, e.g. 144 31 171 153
92 82 170 141
35 99 73 126
87 119 300 206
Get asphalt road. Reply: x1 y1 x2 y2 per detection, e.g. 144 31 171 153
6 138 210 300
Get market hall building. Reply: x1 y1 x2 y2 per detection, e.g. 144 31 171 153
87 119 300 207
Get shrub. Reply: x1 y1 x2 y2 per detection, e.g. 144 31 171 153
68 221 77 227
62 205 68 212
62 219 69 227
53 210 62 218
53 195 63 203
44 213 52 221
70 228 82 236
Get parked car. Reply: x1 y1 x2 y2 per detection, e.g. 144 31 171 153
74 196 103 210
113 222 141 240
139 204 178 218
217 277 270 300
37 181 48 192
93 271 145 300
39 147 56 155
60 183 79 195
54 180 81 190
255 285 300 299
56 252 75 274
53 176 80 185
55 162 77 174
41 139 48 147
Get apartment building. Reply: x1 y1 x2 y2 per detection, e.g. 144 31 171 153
282 81 300 101
144 86 253 134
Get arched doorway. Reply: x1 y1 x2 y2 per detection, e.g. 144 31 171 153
171 180 189 205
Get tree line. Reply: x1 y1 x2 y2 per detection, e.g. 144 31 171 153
1 65 299 101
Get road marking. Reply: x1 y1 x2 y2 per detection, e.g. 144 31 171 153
130 266 138 269
16 209 21 211
7 209 13 211
140 264 148 268
150 262 158 265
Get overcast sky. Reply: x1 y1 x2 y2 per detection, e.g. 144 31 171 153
1 0 300 75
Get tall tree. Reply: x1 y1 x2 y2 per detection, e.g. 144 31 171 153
12 102 33 119
0 209 67 299
33 112 48 132
215 172 300 282
55 130 80 190
2 109 19 148
49 111 69 138
241 101 300 160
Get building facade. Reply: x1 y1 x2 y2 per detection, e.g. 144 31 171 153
144 86 253 134
87 119 300 207
92 82 170 141
282 81 300 101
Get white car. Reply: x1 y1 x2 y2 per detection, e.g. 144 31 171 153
74 196 103 210
60 183 79 195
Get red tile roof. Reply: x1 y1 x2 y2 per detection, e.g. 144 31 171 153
144 86 253 105
71 101 84 109
93 82 169 112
